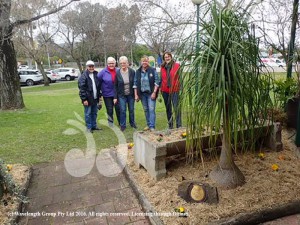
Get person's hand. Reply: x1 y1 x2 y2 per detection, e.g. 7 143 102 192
135 95 139 102
113 99 118 105
83 100 88 106
151 92 156 100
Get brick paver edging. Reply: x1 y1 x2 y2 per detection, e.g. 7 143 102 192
109 147 164 225
123 165 165 225
11 167 33 224
207 200 300 225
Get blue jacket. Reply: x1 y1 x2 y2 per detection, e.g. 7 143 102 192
134 66 160 99
97 67 116 97
78 70 101 105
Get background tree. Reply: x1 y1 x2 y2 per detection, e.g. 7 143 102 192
256 0 296 62
0 0 79 110
133 0 195 55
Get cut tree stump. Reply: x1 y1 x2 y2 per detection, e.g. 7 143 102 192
178 181 219 204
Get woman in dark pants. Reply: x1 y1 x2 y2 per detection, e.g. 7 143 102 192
97 57 120 127
160 52 182 129
114 56 136 131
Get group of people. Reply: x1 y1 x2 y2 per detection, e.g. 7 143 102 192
78 53 182 133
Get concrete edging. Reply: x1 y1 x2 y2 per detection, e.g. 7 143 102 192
123 164 165 225
109 146 164 225
207 200 300 225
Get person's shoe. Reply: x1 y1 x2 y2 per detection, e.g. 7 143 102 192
143 126 149 131
150 128 155 132
131 124 137 129
120 126 126 132
86 128 93 133
92 127 102 131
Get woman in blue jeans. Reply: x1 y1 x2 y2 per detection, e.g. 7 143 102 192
133 56 160 131
113 56 136 131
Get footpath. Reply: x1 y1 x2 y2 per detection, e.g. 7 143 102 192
18 161 150 225
18 160 300 225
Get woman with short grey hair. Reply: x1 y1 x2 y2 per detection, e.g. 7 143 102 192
113 56 136 131
97 57 120 126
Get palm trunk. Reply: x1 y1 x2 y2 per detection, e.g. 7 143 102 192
209 102 245 189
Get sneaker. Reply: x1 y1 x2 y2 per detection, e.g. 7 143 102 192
150 128 155 132
120 126 126 132
86 128 93 133
131 124 137 129
92 127 102 131
143 126 149 131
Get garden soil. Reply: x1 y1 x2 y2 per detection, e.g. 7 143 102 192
0 164 30 225
127 128 300 225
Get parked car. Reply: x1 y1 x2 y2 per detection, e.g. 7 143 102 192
45 70 60 83
18 69 43 86
18 65 29 69
53 68 78 81
260 58 286 67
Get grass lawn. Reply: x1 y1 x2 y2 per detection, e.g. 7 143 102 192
0 81 169 165
0 71 297 165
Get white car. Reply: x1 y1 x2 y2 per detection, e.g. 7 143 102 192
18 69 43 86
19 65 29 69
45 70 60 83
53 68 78 81
260 58 286 67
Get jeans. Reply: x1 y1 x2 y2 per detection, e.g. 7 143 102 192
119 95 136 128
162 91 182 129
140 92 156 129
103 97 120 126
84 104 98 129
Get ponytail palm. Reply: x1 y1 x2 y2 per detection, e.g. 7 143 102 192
179 4 272 189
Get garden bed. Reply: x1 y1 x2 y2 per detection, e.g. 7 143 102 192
127 128 300 225
0 164 31 225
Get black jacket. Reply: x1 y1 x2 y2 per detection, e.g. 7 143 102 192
114 68 135 99
78 70 101 105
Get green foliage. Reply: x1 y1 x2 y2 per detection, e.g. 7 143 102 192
177 3 273 162
273 78 299 108
0 159 27 203
133 44 154 65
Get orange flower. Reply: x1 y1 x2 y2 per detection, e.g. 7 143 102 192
271 164 279 171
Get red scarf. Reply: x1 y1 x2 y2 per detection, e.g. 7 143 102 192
108 67 116 83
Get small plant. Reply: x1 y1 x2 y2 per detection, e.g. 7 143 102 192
0 159 27 203
273 78 299 109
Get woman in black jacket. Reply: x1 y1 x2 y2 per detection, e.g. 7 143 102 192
114 56 136 131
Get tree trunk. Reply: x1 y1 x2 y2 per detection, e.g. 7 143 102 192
209 134 245 189
76 59 83 74
0 37 25 110
209 104 245 189
36 61 49 86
